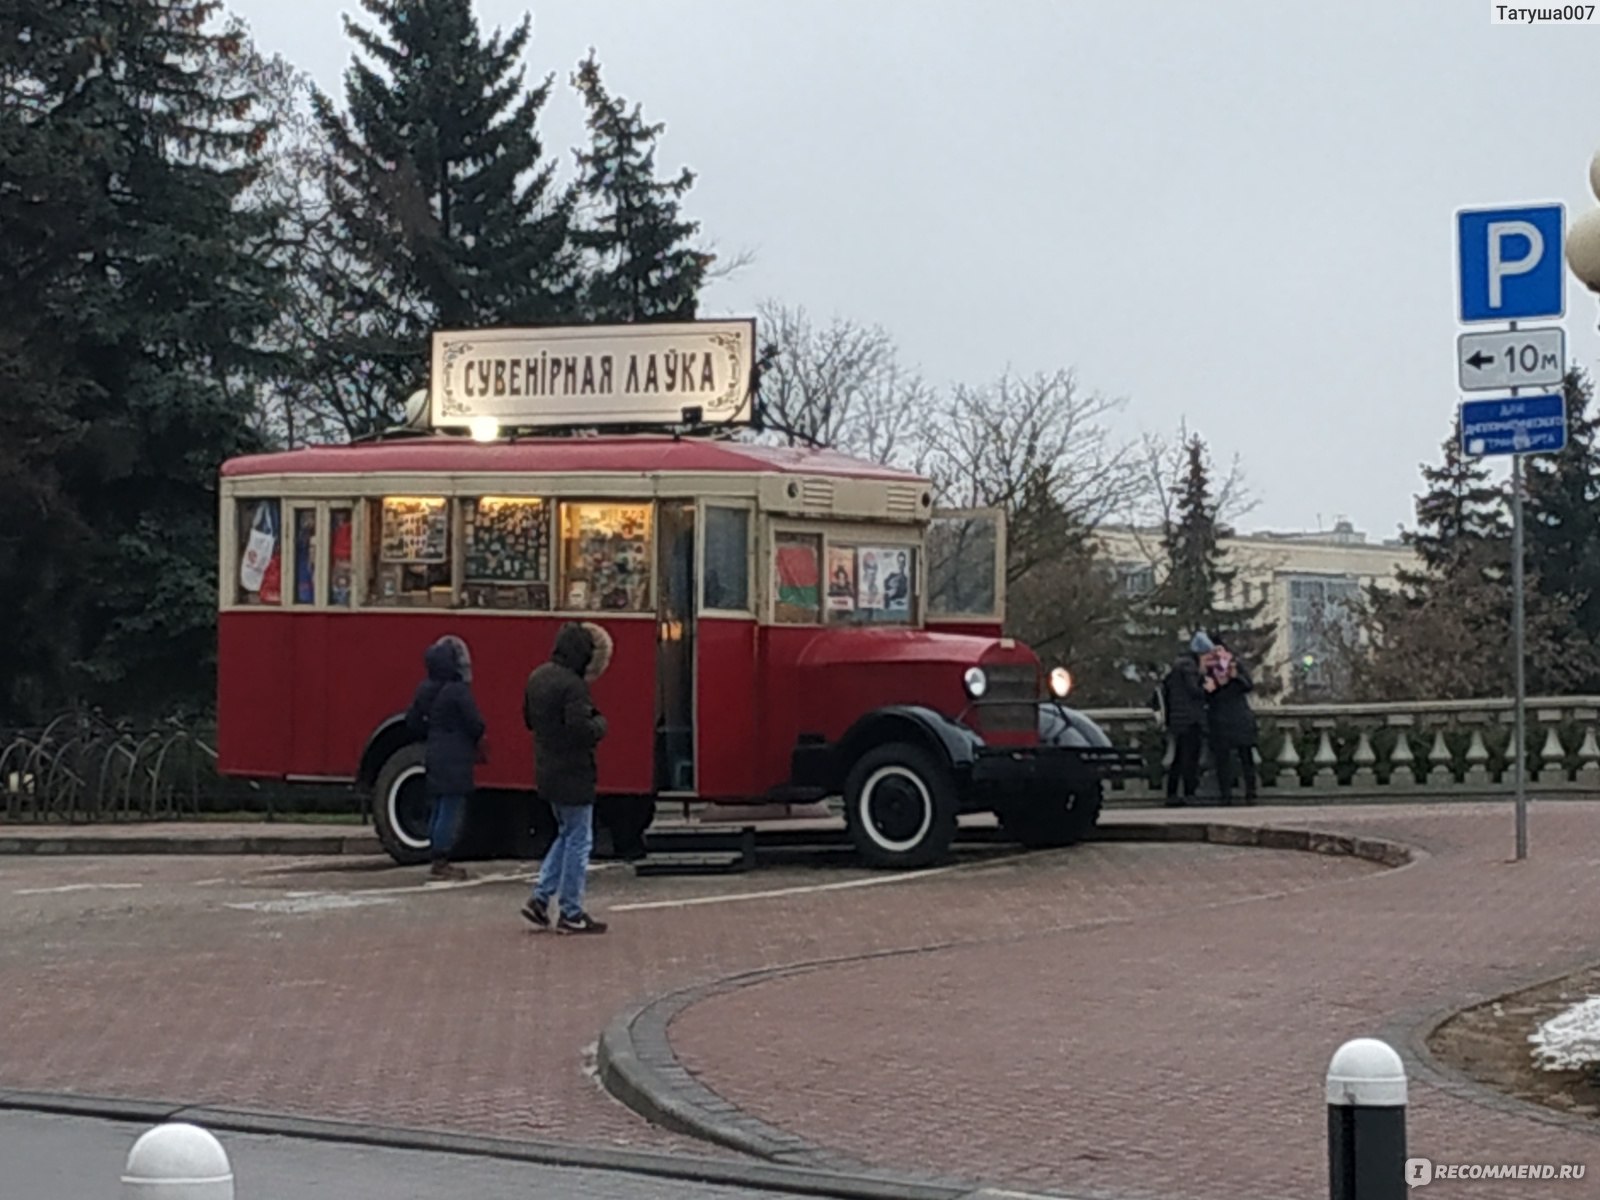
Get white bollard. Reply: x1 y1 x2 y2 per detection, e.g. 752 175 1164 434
122 1122 235 1200
1327 1037 1406 1200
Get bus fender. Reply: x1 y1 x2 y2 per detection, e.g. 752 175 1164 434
1037 703 1115 749
801 705 980 793
357 713 417 789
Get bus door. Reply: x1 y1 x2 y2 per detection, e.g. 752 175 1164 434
656 500 697 792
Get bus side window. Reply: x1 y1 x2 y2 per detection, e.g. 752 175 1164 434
461 496 552 610
703 506 750 612
368 496 451 607
827 543 915 625
236 498 282 606
327 506 353 607
773 532 822 624
558 502 652 612
290 507 318 606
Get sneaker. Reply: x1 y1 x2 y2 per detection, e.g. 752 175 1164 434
429 862 469 882
520 897 551 929
556 911 608 935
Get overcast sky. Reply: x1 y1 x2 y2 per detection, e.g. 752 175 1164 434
227 0 1600 539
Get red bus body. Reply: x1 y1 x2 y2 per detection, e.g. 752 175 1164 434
216 434 1135 867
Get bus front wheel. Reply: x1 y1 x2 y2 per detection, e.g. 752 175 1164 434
843 742 958 869
372 743 432 866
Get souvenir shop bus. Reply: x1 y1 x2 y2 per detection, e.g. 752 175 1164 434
214 321 1140 869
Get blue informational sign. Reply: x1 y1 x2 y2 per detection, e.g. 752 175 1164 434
1456 203 1566 322
1459 392 1568 457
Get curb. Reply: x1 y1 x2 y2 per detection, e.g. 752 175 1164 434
598 819 1417 1189
0 1088 1015 1200
0 833 381 857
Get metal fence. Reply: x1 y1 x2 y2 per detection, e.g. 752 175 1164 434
0 709 218 823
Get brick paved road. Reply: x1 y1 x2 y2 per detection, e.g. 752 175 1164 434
2 803 1597 1199
671 802 1600 1200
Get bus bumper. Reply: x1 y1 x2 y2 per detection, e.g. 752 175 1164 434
963 744 1143 809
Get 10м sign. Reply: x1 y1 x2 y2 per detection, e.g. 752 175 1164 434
1456 327 1565 391
1460 393 1568 457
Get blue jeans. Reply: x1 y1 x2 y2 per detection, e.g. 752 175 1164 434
429 794 466 861
531 803 593 920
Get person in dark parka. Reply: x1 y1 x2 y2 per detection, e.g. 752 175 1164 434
1160 636 1210 806
404 635 486 880
520 621 612 934
1203 634 1259 805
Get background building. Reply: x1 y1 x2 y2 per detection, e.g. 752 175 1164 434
1095 520 1421 694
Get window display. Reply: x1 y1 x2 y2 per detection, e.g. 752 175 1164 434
236 499 282 606
828 543 915 625
703 506 750 611
368 497 451 606
559 503 652 612
327 507 353 606
462 497 551 609
292 508 317 606
774 532 822 624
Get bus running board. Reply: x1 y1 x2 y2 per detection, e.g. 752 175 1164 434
634 826 757 876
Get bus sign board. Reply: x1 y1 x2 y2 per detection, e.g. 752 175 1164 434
429 319 758 432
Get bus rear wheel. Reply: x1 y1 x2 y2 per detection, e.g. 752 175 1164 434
843 742 958 869
372 743 432 866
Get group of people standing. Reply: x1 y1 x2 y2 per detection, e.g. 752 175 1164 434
403 621 614 934
1157 630 1258 806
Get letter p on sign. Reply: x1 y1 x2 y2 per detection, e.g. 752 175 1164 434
1458 203 1565 322
1487 220 1542 308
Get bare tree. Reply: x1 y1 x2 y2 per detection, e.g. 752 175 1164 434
919 369 1140 583
751 300 932 465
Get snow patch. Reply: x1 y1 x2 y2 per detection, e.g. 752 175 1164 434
1529 996 1600 1071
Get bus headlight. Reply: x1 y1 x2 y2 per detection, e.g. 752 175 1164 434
963 666 988 699
1049 667 1072 699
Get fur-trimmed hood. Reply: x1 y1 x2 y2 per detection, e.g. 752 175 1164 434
580 622 613 682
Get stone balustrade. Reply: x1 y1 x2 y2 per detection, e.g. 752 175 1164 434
1082 696 1600 803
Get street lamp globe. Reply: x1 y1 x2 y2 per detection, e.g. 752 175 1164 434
1589 146 1600 202
1566 205 1600 293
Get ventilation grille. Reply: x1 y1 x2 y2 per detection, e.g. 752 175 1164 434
886 485 921 518
800 478 834 510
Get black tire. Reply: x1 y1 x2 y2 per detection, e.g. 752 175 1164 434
1000 780 1104 849
843 741 958 869
372 743 432 865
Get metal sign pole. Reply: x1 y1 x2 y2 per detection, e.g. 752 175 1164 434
1512 451 1528 861
1509 318 1528 862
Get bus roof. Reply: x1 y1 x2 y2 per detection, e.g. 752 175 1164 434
220 434 928 483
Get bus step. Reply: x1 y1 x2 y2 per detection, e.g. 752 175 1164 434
633 850 752 876
635 827 756 874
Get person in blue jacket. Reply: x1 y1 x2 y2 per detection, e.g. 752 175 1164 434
405 635 486 880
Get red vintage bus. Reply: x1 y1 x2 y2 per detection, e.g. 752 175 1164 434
214 322 1139 868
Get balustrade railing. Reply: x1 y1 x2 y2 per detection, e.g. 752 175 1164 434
1083 696 1600 803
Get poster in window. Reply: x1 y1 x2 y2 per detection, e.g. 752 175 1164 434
856 547 893 611
826 546 856 612
880 547 912 613
465 499 548 583
776 538 820 610
380 498 448 564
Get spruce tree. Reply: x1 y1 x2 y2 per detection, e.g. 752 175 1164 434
312 0 579 419
1523 367 1600 687
1136 434 1276 682
0 0 283 721
1347 407 1600 699
570 51 711 322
